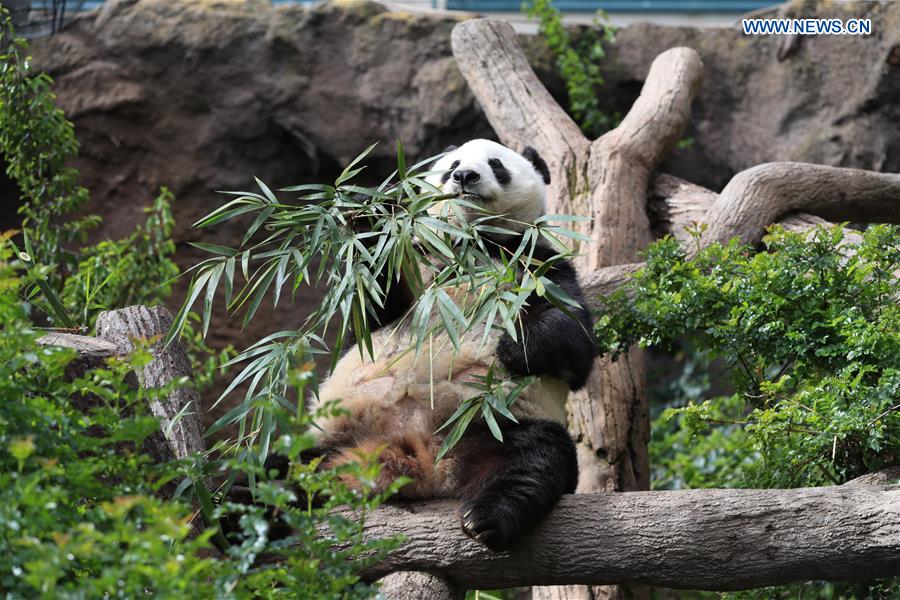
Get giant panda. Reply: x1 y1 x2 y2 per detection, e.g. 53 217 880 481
307 139 597 551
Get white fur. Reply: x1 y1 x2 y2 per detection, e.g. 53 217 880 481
425 139 546 228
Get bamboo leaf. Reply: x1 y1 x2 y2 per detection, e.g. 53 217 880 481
482 401 503 442
188 242 238 256
435 403 479 461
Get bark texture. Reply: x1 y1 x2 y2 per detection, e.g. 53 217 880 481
38 306 203 485
379 571 465 600
95 305 206 459
356 483 900 591
702 163 900 246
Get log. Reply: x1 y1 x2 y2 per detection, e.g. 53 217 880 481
95 305 206 460
379 571 464 600
357 480 900 591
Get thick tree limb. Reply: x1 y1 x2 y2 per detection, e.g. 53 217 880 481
578 171 877 304
702 163 900 246
358 482 900 591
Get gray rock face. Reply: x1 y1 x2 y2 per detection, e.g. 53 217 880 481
30 0 492 241
597 1 900 189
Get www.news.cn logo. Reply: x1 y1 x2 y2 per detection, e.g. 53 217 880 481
742 18 872 35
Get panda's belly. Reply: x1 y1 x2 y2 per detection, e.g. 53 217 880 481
311 323 569 440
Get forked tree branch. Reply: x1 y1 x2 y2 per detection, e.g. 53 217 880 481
358 476 900 591
579 167 896 305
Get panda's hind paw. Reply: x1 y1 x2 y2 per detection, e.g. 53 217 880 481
458 499 518 552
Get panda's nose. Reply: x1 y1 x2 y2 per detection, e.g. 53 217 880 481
452 170 480 186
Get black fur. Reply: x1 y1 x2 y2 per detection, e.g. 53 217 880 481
454 418 578 551
490 235 597 390
487 158 511 185
522 146 551 185
440 160 460 184
452 169 480 186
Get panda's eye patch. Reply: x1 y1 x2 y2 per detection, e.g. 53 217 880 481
488 158 511 185
441 160 461 184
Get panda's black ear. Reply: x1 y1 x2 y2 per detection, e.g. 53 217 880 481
522 146 551 185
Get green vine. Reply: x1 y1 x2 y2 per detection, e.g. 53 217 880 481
524 0 617 137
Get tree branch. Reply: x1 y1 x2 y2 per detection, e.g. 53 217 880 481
358 480 900 591
702 163 900 246
579 171 877 303
451 18 587 159
598 47 703 166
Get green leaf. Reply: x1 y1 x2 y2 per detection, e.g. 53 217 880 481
436 403 479 461
482 401 503 441
188 242 237 256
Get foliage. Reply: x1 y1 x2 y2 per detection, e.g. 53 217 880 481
174 141 586 460
597 225 899 489
208 379 403 598
599 225 900 597
0 10 180 329
0 11 96 274
58 188 180 325
0 236 218 597
1 236 400 598
524 0 616 138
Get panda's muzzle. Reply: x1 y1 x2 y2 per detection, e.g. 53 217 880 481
452 170 480 186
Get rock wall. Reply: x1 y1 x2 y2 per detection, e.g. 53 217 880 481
598 0 900 189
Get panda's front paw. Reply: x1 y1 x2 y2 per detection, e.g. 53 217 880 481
458 498 520 552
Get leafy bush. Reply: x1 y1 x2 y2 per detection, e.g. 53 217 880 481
1 12 398 597
1 236 399 597
598 225 899 488
0 15 96 273
524 0 616 137
0 237 219 597
597 225 900 598
0 10 181 333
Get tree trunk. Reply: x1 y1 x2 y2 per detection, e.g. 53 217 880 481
452 19 703 600
38 305 206 465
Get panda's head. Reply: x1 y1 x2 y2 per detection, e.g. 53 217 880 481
425 139 551 228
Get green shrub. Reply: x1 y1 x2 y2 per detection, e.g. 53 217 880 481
598 225 899 488
1 231 400 599
598 225 900 598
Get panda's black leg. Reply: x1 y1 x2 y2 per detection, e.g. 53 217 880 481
454 418 578 551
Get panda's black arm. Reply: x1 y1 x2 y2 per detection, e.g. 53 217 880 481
495 253 597 390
